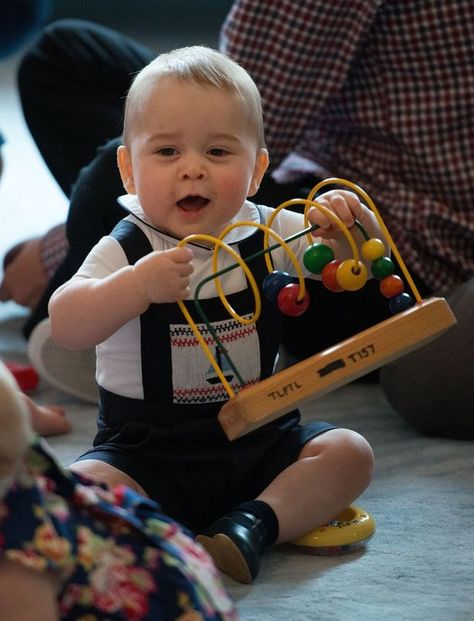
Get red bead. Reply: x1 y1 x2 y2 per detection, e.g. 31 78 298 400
379 275 404 298
277 283 310 316
321 260 344 292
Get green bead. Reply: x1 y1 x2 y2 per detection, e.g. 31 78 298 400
371 256 394 279
303 243 335 274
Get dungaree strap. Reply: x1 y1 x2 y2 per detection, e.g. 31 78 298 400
109 219 153 263
109 213 282 402
109 219 174 401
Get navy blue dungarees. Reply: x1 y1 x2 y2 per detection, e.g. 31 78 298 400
77 216 335 533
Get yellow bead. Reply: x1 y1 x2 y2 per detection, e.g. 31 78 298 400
361 238 385 261
336 260 368 291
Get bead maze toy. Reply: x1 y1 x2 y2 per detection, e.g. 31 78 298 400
178 178 456 441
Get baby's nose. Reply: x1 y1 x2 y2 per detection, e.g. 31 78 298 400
181 154 206 179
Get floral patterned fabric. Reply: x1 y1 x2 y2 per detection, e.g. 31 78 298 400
0 438 238 621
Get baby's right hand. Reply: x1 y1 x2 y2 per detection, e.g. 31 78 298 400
132 246 194 304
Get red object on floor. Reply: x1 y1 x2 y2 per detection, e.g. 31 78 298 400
5 361 39 392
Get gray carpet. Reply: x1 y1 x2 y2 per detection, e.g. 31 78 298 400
1 36 472 621
1 302 473 621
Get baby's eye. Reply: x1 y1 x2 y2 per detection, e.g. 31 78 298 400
208 148 229 157
157 147 177 156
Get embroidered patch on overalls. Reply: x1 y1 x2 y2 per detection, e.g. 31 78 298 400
170 314 260 403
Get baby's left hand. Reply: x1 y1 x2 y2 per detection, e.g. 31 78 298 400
308 190 364 239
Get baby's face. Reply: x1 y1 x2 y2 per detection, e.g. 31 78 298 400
118 76 268 239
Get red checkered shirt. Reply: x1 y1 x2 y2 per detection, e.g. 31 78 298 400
221 0 474 294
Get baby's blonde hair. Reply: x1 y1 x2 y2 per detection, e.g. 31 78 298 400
122 45 265 149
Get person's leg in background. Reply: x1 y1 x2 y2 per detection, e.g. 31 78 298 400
380 277 474 440
18 18 155 195
24 138 125 337
15 19 155 337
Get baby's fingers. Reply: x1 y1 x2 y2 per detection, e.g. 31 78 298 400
338 190 363 220
168 246 194 264
308 202 336 235
310 191 362 234
326 192 360 229
165 247 195 275
175 275 191 300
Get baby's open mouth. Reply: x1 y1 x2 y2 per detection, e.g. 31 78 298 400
177 195 210 211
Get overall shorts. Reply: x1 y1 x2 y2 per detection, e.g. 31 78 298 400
78 217 335 533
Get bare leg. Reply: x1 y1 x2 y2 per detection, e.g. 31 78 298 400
22 394 71 437
258 428 374 542
70 459 148 496
198 427 374 582
0 560 60 621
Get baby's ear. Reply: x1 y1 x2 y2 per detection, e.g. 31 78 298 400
248 149 269 197
117 145 136 194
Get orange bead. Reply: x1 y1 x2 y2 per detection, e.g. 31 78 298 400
379 275 404 298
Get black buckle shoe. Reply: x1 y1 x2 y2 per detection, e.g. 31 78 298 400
196 511 266 583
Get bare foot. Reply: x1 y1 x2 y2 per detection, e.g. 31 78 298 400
23 396 71 436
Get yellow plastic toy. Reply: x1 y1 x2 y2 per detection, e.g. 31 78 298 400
292 505 376 554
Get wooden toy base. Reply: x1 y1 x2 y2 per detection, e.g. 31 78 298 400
218 297 456 440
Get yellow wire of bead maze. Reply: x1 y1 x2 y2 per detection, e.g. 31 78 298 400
176 197 356 397
177 177 417 396
306 178 423 302
177 178 456 440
